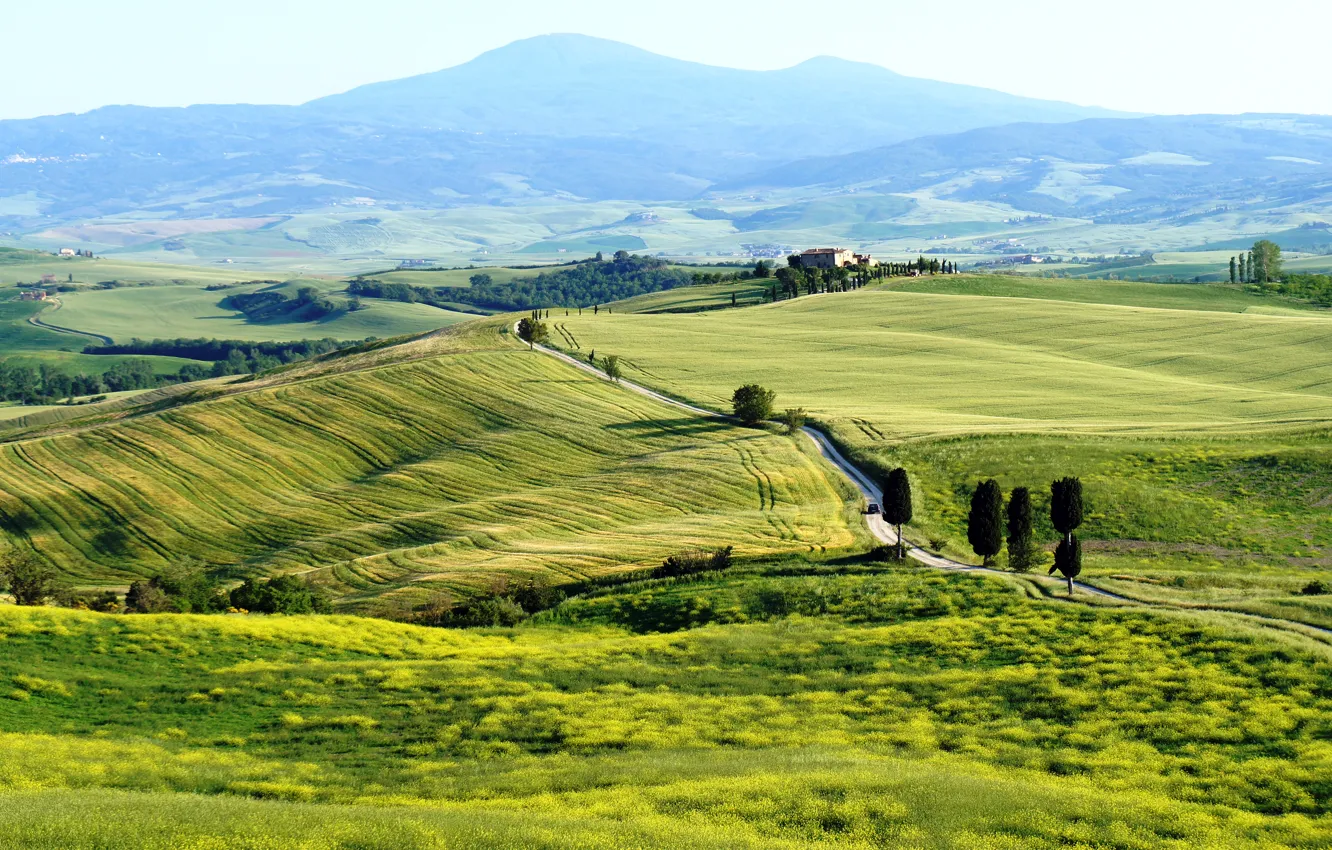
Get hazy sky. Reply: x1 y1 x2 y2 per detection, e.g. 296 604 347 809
5 0 1330 120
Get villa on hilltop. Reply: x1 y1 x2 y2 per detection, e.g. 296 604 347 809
799 247 876 269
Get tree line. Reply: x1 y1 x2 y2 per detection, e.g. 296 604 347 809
1229 240 1332 306
1230 240 1284 285
0 337 370 406
222 286 345 321
352 252 694 312
765 254 959 302
0 551 329 615
0 358 159 404
87 337 359 365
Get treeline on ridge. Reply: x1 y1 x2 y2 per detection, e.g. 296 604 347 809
0 337 371 406
351 252 694 310
85 337 361 364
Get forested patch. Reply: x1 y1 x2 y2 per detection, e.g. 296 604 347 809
351 253 695 311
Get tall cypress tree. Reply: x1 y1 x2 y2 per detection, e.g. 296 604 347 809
1230 256 1237 285
882 468 913 560
967 480 1004 567
1239 254 1247 283
1050 477 1084 545
1051 536 1082 595
1006 487 1035 572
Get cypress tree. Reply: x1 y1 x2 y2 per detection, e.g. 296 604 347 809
1229 256 1237 285
1050 477 1084 545
967 480 1004 567
1238 254 1247 283
1051 535 1082 595
882 468 913 560
1006 486 1035 572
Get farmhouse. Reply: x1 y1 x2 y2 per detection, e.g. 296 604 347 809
799 247 876 269
40 274 57 284
18 289 48 301
58 248 76 257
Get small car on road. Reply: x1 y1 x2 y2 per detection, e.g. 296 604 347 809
866 503 881 515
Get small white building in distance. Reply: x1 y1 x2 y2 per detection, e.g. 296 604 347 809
800 248 875 269
58 247 76 257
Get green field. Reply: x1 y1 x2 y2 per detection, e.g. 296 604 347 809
51 281 471 344
0 249 267 288
2 561 1331 849
553 277 1332 620
368 266 537 288
0 321 857 612
889 274 1329 314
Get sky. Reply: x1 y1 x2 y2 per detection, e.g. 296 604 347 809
4 0 1330 120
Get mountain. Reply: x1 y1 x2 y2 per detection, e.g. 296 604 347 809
0 34 1121 226
721 114 1332 224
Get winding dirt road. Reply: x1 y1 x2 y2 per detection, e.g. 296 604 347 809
523 328 1123 599
27 297 114 345
523 326 1332 639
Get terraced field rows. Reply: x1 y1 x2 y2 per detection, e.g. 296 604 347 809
0 327 856 610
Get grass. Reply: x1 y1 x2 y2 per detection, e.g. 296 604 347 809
888 273 1329 314
0 320 859 611
554 277 1332 618
0 564 1329 848
369 267 538 288
51 282 471 344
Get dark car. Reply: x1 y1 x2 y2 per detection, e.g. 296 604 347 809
866 503 881 515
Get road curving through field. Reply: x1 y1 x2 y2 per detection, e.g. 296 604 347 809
28 297 115 345
520 322 1332 643
519 323 1128 600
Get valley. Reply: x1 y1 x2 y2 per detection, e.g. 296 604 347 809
4 21 1332 849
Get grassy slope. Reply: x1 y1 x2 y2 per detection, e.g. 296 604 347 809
0 321 857 611
557 279 1332 618
889 274 1329 314
52 282 470 344
0 565 1329 848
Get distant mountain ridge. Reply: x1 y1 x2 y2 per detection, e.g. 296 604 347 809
0 34 1123 224
720 114 1332 224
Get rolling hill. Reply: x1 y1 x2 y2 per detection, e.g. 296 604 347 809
0 319 857 613
722 114 1332 225
557 277 1332 624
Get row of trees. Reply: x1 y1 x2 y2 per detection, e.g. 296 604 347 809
0 358 163 404
1230 240 1283 285
355 252 693 313
764 255 960 303
966 477 1085 593
0 550 330 614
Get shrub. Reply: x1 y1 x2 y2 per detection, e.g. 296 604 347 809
230 575 332 615
1300 580 1328 596
54 589 121 613
654 546 733 579
779 408 807 434
731 385 776 426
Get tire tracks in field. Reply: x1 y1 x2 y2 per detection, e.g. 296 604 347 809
519 322 1332 642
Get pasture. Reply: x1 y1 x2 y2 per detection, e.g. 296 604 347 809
51 281 470 344
0 321 858 611
0 564 1329 848
556 278 1332 616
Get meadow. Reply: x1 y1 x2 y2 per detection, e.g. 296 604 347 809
555 276 1332 619
51 279 469 344
0 320 858 612
0 563 1329 848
